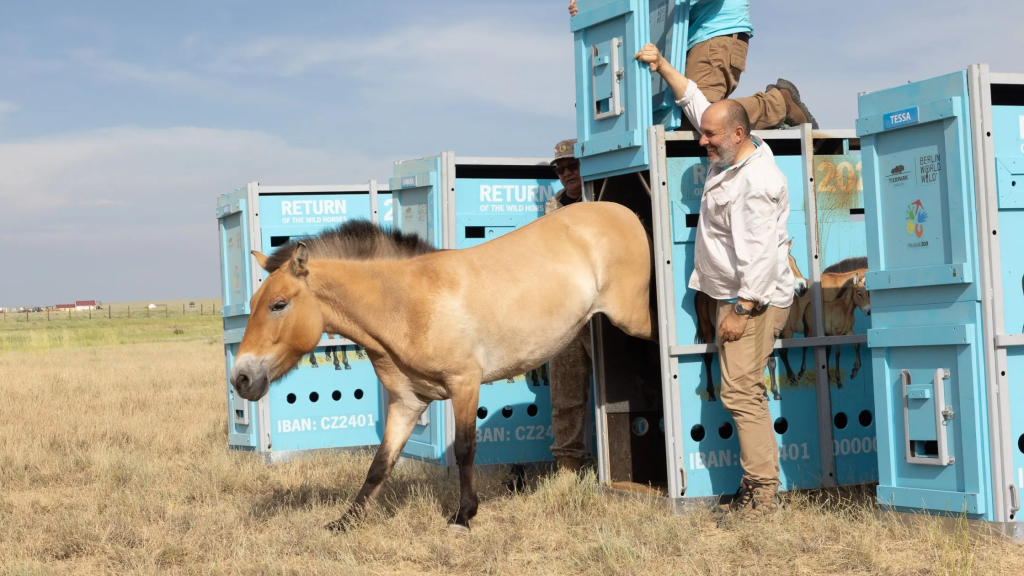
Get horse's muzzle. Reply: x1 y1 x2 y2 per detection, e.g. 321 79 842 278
231 354 271 401
794 279 809 298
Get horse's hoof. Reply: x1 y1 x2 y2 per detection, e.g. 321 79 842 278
773 393 782 401
447 522 471 533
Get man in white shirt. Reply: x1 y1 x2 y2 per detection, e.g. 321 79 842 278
635 43 793 520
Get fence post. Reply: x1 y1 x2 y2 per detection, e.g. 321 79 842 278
201 304 204 316
89 309 92 320
68 309 71 320
108 306 112 319
47 309 50 321
182 303 185 316
128 305 131 319
26 311 29 322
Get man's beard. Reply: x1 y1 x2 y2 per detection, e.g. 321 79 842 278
708 144 739 169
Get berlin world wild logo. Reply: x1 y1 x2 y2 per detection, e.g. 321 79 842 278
905 199 928 238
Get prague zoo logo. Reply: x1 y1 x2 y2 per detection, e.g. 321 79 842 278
905 200 928 238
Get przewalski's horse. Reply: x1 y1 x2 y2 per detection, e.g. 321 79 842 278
822 272 871 385
776 256 869 386
229 202 654 531
695 239 807 401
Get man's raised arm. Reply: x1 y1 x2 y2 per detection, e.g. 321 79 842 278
634 43 710 129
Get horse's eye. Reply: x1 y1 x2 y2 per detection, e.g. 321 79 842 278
270 300 288 312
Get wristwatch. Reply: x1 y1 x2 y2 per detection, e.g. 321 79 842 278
733 303 752 316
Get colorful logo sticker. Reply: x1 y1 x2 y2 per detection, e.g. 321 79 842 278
905 200 928 238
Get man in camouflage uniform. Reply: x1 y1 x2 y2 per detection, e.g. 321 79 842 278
545 138 594 474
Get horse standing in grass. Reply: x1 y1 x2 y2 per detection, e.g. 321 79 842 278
229 203 654 531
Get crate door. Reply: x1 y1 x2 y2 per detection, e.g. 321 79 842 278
391 157 448 462
572 0 653 180
217 190 259 448
859 71 990 517
649 0 688 130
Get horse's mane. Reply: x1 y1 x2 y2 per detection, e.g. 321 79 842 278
264 220 437 273
822 256 868 274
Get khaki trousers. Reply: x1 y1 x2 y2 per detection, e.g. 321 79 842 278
684 36 788 130
716 302 781 488
549 327 593 462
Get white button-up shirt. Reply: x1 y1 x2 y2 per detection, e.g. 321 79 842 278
676 81 795 308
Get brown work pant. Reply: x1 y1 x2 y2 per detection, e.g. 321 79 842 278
685 36 788 130
549 327 593 463
716 302 785 488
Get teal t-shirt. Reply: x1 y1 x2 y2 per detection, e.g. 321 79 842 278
687 0 753 51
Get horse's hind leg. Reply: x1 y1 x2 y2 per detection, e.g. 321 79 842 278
327 391 428 531
341 345 352 370
447 372 482 530
308 352 319 368
779 348 798 383
327 346 341 370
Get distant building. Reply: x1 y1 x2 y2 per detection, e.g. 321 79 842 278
55 304 75 310
75 300 98 311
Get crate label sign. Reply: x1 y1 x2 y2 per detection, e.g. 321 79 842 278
883 106 919 130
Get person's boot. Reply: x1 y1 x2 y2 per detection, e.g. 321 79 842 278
767 78 818 129
723 479 782 523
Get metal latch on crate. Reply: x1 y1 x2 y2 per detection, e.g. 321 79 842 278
592 37 624 120
417 412 430 427
902 368 954 466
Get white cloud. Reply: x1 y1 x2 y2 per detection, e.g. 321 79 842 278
0 101 17 116
0 126 399 303
207 18 575 118
0 125 390 213
69 49 289 105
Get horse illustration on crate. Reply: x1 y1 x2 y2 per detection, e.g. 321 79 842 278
775 257 871 388
695 239 807 401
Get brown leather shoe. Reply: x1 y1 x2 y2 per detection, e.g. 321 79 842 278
767 78 818 129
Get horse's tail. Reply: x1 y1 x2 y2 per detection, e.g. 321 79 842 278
694 291 714 345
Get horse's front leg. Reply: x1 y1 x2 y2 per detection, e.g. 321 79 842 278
703 352 716 402
766 355 781 400
835 345 844 389
327 392 427 531
849 342 861 380
448 372 482 531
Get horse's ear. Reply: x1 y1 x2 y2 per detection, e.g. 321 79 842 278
290 242 309 278
853 272 860 284
251 251 269 271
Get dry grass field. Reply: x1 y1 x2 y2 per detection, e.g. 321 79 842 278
0 313 1020 575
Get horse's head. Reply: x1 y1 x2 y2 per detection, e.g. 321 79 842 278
230 243 325 401
851 273 871 316
787 239 809 298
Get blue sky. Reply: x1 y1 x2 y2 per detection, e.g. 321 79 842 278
0 0 1020 305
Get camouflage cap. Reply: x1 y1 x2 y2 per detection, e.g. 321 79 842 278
551 138 577 164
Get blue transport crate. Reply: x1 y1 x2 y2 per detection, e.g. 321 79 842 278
859 65 1024 533
217 182 392 462
389 153 598 467
569 0 879 505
